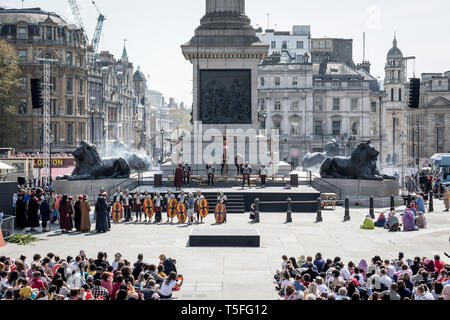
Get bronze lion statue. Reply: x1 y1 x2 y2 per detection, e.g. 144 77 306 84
320 141 394 181
58 141 130 181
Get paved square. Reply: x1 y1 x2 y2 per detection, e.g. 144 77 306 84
1 201 449 300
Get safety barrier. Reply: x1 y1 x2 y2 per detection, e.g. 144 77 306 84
0 215 16 239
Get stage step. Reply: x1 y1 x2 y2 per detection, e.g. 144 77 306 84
203 193 245 214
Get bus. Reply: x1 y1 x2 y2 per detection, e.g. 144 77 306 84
429 153 450 185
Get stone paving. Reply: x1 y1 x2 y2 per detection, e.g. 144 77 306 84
1 201 449 300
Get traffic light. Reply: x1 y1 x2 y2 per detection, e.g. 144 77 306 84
408 78 421 109
30 78 43 109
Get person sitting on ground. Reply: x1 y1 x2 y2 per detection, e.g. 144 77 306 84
402 208 418 232
387 211 401 232
158 271 183 299
415 211 427 229
360 215 375 230
374 212 387 228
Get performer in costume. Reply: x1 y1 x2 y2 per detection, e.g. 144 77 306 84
206 162 215 187
195 190 206 223
134 190 143 223
174 163 184 191
242 162 252 190
217 191 228 223
259 164 268 188
143 191 152 223
183 161 191 186
165 189 176 223
153 192 164 223
187 192 198 225
122 189 132 222
111 187 123 222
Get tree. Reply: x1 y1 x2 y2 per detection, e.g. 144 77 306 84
169 107 192 136
0 40 20 147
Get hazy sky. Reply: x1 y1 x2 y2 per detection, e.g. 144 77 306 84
2 0 450 106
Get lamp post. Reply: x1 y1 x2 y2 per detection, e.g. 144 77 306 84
392 111 397 168
89 96 96 144
416 119 420 187
436 122 440 153
399 131 406 194
160 128 165 163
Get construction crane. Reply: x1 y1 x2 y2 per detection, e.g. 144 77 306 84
67 0 89 44
91 1 106 53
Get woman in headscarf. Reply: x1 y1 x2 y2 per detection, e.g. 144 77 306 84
59 195 73 233
415 211 427 229
360 215 375 229
402 208 416 232
374 212 387 228
80 195 91 232
27 192 40 232
410 203 417 217
423 258 437 274
15 193 27 230
74 195 83 231
387 211 400 231
95 192 109 233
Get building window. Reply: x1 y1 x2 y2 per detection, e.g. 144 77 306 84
296 41 304 49
67 123 73 144
351 98 358 111
19 123 27 144
260 98 265 109
19 76 27 90
67 99 73 115
18 50 27 62
271 41 276 49
291 119 300 136
274 77 281 86
79 123 85 141
332 120 341 135
67 52 73 65
18 27 27 40
398 88 402 102
274 100 281 111
46 26 52 41
391 88 394 102
51 123 58 144
273 119 281 131
371 101 377 113
260 77 265 87
79 79 84 93
66 31 72 43
51 99 57 115
313 41 318 49
333 98 340 111
314 97 323 111
370 122 377 136
282 41 287 49
314 121 323 135
19 99 27 114
67 77 73 92
78 100 84 115
351 121 359 135
50 77 56 91
292 77 298 86
290 101 299 111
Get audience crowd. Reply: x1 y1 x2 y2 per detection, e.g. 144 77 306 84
275 252 450 300
0 251 182 300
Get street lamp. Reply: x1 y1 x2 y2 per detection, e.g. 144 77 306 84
89 96 96 144
436 122 440 153
415 119 421 187
160 128 165 163
392 111 397 168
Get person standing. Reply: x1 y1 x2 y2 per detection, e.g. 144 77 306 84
187 192 198 225
443 187 449 212
242 162 252 190
134 190 143 223
153 192 163 223
143 191 152 223
74 195 83 232
80 195 91 232
122 190 132 222
174 163 184 191
217 191 228 223
27 192 40 232
183 161 191 186
40 196 51 233
259 164 268 188
165 190 175 224
58 195 73 233
206 162 215 187
15 193 27 230
236 153 244 174
195 190 205 223
95 192 109 233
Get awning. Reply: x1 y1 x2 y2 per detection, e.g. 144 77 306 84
0 162 15 171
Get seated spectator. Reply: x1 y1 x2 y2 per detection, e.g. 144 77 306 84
360 215 375 229
374 212 387 228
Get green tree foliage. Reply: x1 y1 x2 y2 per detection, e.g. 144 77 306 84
0 40 20 147
169 107 192 134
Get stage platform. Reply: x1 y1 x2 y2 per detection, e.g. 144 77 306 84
131 185 320 213
188 228 260 247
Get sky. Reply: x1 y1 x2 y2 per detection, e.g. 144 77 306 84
2 0 450 106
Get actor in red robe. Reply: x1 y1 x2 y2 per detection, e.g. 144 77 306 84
174 163 184 191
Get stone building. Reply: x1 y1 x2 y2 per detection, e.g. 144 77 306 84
311 38 355 68
0 7 88 153
407 72 450 166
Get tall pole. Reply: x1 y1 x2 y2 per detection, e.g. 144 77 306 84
416 120 420 187
379 96 383 170
436 123 440 153
393 112 396 169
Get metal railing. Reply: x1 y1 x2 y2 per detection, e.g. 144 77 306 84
306 171 342 199
0 215 16 239
107 172 141 196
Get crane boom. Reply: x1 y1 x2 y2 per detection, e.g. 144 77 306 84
67 0 89 44
91 1 106 53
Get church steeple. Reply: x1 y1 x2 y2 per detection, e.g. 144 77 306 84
393 33 397 48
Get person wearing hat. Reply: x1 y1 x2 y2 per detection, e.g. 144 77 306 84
74 195 83 232
80 195 91 232
242 161 252 190
259 164 268 188
183 160 191 186
95 192 109 233
206 162 215 187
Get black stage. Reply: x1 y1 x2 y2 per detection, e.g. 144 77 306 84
189 228 260 247
133 186 321 213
